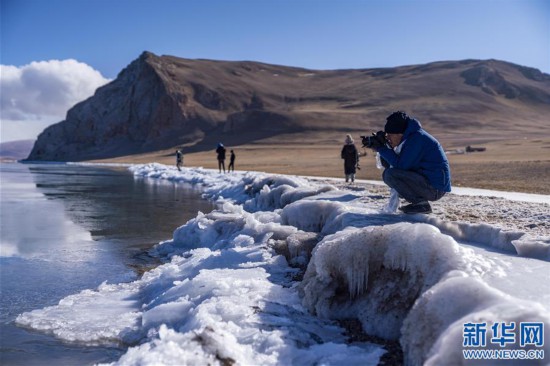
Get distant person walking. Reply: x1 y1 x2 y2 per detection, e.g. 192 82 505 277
216 143 226 173
341 134 360 183
175 150 183 171
228 149 236 172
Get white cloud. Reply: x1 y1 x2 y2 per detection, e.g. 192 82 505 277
0 59 111 143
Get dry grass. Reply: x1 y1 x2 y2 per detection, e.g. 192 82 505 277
91 136 550 195
446 139 550 194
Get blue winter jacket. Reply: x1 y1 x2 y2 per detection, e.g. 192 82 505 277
378 118 451 192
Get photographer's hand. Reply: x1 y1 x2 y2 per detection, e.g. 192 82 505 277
373 131 388 151
375 131 387 145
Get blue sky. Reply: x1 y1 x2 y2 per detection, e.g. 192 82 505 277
1 0 549 142
3 0 549 77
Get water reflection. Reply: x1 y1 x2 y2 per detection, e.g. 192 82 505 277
1 178 93 260
28 164 214 260
0 163 214 365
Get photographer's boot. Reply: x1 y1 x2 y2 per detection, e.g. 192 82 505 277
398 201 432 214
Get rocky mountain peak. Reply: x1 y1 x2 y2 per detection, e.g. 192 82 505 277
26 53 550 162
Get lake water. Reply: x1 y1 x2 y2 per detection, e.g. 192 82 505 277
0 163 214 365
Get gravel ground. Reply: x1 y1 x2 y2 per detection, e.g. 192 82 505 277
313 179 550 239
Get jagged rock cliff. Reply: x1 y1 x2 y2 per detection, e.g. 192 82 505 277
27 52 550 161
28 52 215 160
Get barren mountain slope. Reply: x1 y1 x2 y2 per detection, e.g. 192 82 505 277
27 51 550 161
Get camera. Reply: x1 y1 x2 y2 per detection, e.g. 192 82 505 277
361 131 387 149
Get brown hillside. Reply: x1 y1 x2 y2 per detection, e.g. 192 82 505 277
27 52 550 162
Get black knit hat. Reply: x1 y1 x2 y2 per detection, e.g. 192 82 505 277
385 111 409 134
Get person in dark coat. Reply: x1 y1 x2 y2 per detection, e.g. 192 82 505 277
372 111 451 214
341 134 360 183
216 143 226 173
228 150 236 172
175 150 183 171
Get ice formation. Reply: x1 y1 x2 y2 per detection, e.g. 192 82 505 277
15 164 550 365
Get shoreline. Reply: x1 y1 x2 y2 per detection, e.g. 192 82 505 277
8 159 550 201
85 137 550 195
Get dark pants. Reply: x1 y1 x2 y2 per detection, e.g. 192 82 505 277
218 159 225 173
383 168 445 204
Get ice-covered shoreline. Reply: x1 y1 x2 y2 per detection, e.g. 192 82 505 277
16 164 550 365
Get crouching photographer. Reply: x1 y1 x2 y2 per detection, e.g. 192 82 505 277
363 111 451 214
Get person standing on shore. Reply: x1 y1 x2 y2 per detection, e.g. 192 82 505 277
175 150 183 171
228 150 236 172
216 143 226 173
341 134 360 183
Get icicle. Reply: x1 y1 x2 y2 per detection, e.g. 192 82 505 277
346 253 369 299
